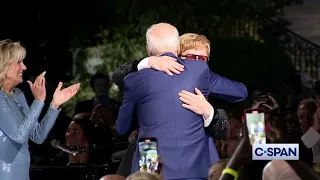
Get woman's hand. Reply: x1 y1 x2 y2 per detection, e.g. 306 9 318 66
153 155 163 179
90 104 115 126
251 90 279 110
251 90 269 109
261 94 279 110
27 71 46 102
128 129 139 143
51 82 80 109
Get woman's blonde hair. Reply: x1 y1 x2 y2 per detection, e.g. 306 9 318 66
0 39 26 88
179 33 211 56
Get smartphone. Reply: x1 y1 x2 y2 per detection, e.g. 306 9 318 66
245 109 266 144
138 138 158 173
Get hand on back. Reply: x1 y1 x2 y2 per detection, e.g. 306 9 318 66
149 56 184 76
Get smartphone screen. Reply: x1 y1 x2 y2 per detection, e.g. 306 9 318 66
138 138 158 173
245 109 266 144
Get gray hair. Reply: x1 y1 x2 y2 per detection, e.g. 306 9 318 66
126 172 161 180
146 23 180 55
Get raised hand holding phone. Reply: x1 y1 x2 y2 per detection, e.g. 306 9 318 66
138 138 158 173
245 108 266 145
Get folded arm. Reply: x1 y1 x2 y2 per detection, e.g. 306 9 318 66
209 71 248 103
112 58 143 86
0 92 44 144
115 79 136 135
112 56 183 86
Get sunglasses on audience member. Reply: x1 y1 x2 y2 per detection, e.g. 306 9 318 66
180 54 209 62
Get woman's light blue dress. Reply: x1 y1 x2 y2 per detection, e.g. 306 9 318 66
0 88 60 180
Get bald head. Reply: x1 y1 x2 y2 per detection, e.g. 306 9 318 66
146 23 180 56
99 175 125 180
263 160 301 180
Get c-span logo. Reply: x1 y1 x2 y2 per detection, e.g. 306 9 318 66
252 144 299 160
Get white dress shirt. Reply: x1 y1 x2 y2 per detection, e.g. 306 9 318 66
301 127 320 163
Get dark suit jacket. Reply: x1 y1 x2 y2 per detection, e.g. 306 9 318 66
116 52 221 179
116 107 228 178
112 57 244 139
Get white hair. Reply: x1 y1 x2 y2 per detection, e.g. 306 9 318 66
146 23 180 55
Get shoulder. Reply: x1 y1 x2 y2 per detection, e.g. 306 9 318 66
0 90 6 98
13 88 27 99
180 59 210 75
0 89 23 99
181 59 209 69
13 88 24 95
124 69 154 88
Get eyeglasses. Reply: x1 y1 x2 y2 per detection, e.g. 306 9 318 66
180 54 209 62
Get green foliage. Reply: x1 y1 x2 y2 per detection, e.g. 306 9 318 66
62 22 150 116
96 25 148 73
60 0 302 116
208 37 294 98
61 79 94 116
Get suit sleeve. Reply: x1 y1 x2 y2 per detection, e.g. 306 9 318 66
112 58 143 86
205 108 229 140
208 71 248 103
0 91 44 144
116 79 136 135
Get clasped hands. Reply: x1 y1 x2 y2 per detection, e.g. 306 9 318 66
27 71 80 108
148 56 212 118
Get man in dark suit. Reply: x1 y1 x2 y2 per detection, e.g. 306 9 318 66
75 73 121 118
75 73 110 114
116 23 239 179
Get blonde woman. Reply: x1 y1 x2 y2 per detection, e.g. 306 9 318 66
0 39 80 180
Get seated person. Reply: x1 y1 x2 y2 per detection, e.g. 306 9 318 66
50 115 96 165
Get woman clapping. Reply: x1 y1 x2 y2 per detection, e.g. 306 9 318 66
0 39 80 180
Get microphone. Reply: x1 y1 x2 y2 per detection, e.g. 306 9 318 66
51 140 78 156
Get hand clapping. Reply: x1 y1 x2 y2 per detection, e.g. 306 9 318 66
27 71 46 102
51 82 80 109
